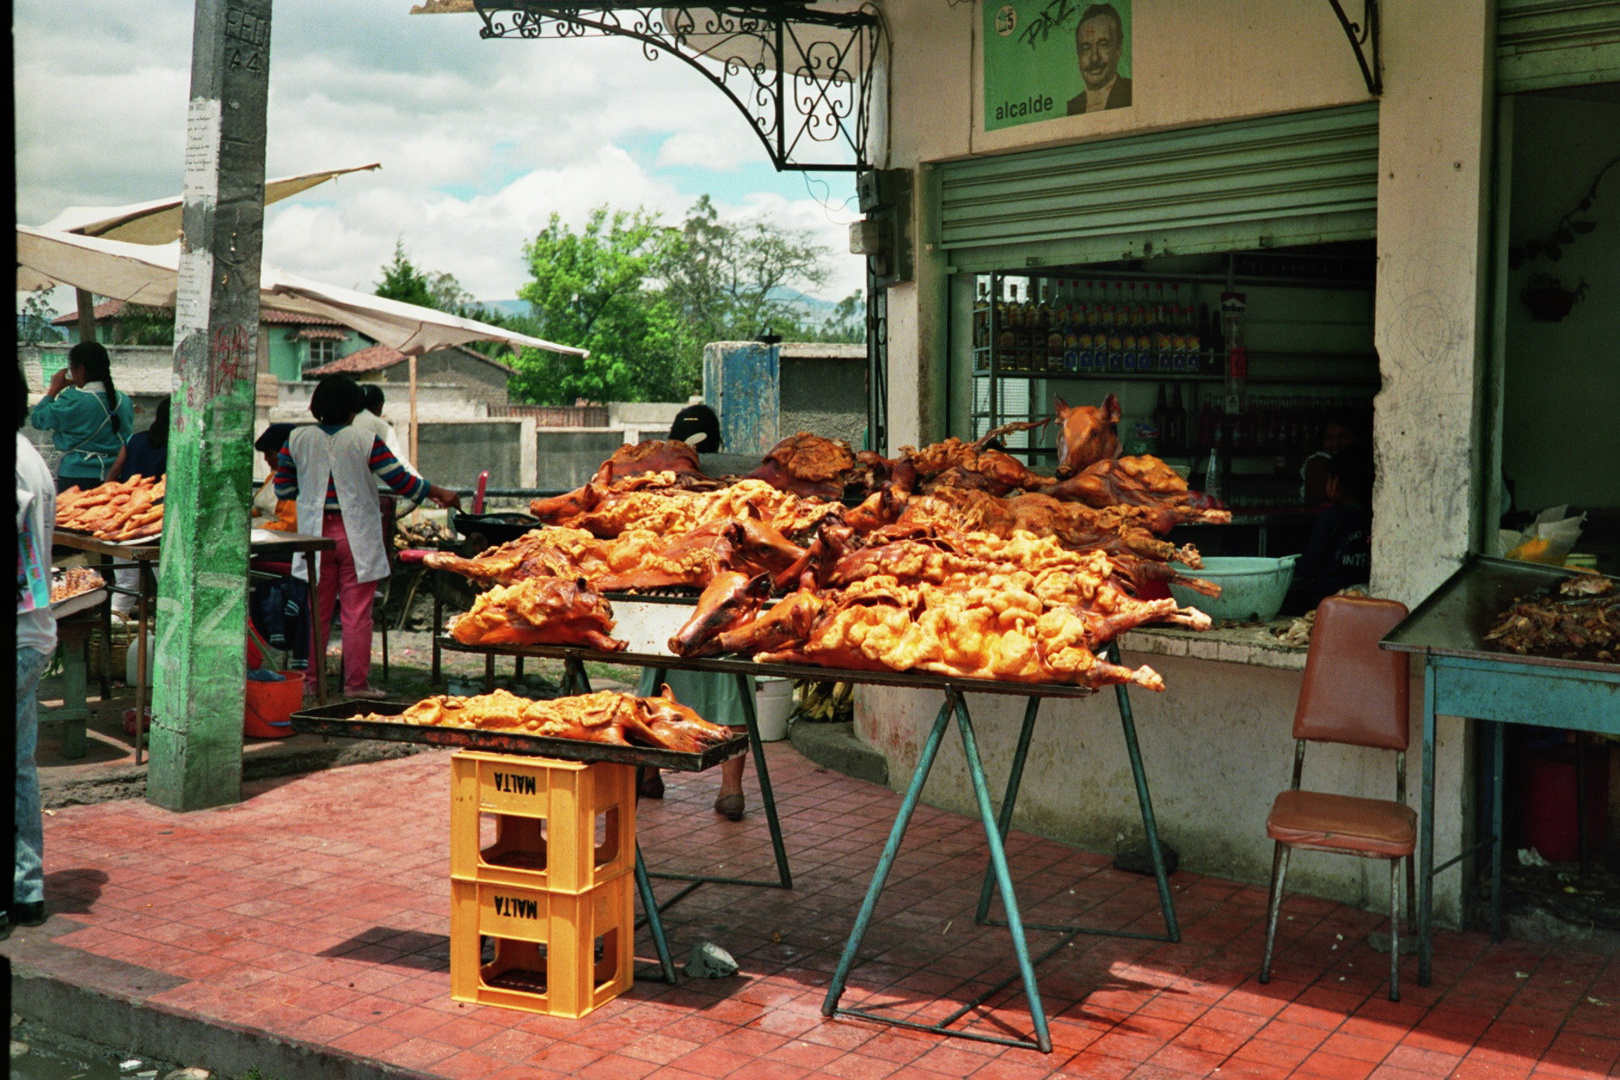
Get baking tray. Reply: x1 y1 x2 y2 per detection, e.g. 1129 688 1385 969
1382 554 1619 674
289 698 748 771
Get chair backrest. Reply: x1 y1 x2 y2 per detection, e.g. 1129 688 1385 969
1293 595 1411 751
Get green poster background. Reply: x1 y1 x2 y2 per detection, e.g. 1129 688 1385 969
983 0 1133 131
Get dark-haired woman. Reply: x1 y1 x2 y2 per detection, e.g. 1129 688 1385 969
275 374 460 699
116 397 170 484
30 341 135 492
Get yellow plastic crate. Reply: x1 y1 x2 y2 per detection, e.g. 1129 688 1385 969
449 875 633 1018
449 751 635 893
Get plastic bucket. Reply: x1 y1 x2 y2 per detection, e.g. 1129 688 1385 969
754 678 793 742
244 671 304 739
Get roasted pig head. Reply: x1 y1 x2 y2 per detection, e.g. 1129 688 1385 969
747 432 858 500
592 439 703 485
1054 394 1122 479
628 686 737 752
669 571 775 656
529 482 603 524
714 589 824 656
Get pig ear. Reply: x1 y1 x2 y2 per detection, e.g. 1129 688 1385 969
1102 394 1121 422
1054 396 1070 414
657 683 676 702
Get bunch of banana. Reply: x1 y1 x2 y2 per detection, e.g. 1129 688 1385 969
793 679 854 722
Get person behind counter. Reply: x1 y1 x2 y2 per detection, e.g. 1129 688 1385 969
108 397 171 614
1286 444 1374 613
252 423 300 533
15 362 57 933
275 374 461 700
114 397 169 484
634 404 755 820
1299 412 1364 507
30 340 135 492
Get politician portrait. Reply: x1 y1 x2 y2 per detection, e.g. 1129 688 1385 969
1066 3 1132 114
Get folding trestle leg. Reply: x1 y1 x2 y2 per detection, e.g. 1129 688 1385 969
633 844 678 983
973 643 1180 944
823 689 1055 1052
639 667 793 895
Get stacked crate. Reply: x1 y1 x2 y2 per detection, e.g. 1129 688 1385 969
448 751 636 1017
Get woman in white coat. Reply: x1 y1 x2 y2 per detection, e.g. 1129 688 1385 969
274 374 459 699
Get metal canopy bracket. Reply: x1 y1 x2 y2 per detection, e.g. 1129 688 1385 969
1327 0 1382 96
473 0 882 172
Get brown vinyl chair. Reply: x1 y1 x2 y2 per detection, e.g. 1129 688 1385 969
1260 595 1414 1000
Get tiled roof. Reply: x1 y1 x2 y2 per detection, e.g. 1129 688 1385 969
53 301 347 329
291 327 348 341
303 343 407 376
304 342 517 378
51 300 127 325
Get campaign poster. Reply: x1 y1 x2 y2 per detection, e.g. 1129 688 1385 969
983 0 1133 132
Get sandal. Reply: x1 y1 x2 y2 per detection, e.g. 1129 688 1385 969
714 793 745 821
637 768 665 800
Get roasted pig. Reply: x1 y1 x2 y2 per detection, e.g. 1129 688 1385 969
388 686 734 751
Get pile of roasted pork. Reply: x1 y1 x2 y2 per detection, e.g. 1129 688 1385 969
431 395 1228 689
377 686 736 753
56 475 165 542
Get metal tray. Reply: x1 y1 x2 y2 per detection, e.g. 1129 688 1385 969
289 698 747 771
1382 555 1619 673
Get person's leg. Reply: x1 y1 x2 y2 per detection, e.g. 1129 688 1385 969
314 516 343 688
15 648 52 922
341 576 379 694
111 565 140 615
715 741 748 820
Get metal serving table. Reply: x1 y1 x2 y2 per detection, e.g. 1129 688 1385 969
1381 555 1620 985
437 636 1180 1052
53 529 336 763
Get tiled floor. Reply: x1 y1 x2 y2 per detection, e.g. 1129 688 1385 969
8 743 1618 1079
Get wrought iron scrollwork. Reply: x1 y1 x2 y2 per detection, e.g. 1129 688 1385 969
473 1 882 172
1327 0 1381 96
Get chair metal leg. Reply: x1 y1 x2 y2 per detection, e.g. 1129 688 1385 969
1388 856 1402 1001
1260 841 1291 983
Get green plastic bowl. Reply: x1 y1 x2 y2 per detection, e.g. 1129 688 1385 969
1168 555 1299 623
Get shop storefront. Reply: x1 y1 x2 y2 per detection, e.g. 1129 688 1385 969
859 0 1619 927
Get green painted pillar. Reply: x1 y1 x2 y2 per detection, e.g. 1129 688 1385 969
148 0 274 812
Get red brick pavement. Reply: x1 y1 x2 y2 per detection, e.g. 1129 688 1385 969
7 744 1616 1079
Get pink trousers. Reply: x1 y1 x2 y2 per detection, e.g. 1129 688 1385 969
316 511 380 694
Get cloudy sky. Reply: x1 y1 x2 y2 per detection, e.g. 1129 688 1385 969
14 0 866 308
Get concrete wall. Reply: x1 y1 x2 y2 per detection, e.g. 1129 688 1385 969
414 419 529 491
1501 94 1620 512
535 429 634 492
781 350 868 449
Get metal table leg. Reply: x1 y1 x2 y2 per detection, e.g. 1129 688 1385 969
308 551 327 705
633 843 678 983
133 566 151 766
642 667 792 893
97 553 113 700
1418 659 1438 986
1491 720 1505 943
974 649 1179 944
826 690 1055 1052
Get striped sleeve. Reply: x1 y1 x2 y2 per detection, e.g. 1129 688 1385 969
274 445 299 499
368 437 429 501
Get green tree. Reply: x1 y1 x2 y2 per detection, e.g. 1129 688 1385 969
510 208 695 405
661 195 834 345
374 239 438 309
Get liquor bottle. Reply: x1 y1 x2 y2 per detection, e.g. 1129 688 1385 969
1152 383 1171 445
997 285 1018 372
1063 298 1081 373
1203 303 1224 377
1169 383 1188 451
973 283 990 370
1046 285 1066 373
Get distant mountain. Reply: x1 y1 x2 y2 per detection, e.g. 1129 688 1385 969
476 299 532 319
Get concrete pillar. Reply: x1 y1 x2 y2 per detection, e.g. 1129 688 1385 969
148 0 274 811
1371 0 1494 925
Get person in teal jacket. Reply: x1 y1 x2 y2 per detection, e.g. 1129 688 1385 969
30 341 134 492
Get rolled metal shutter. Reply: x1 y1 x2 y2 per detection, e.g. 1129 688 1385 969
937 103 1379 273
1497 0 1620 94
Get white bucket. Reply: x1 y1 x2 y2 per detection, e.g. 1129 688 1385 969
754 678 793 742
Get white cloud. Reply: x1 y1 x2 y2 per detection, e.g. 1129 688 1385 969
15 0 867 307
